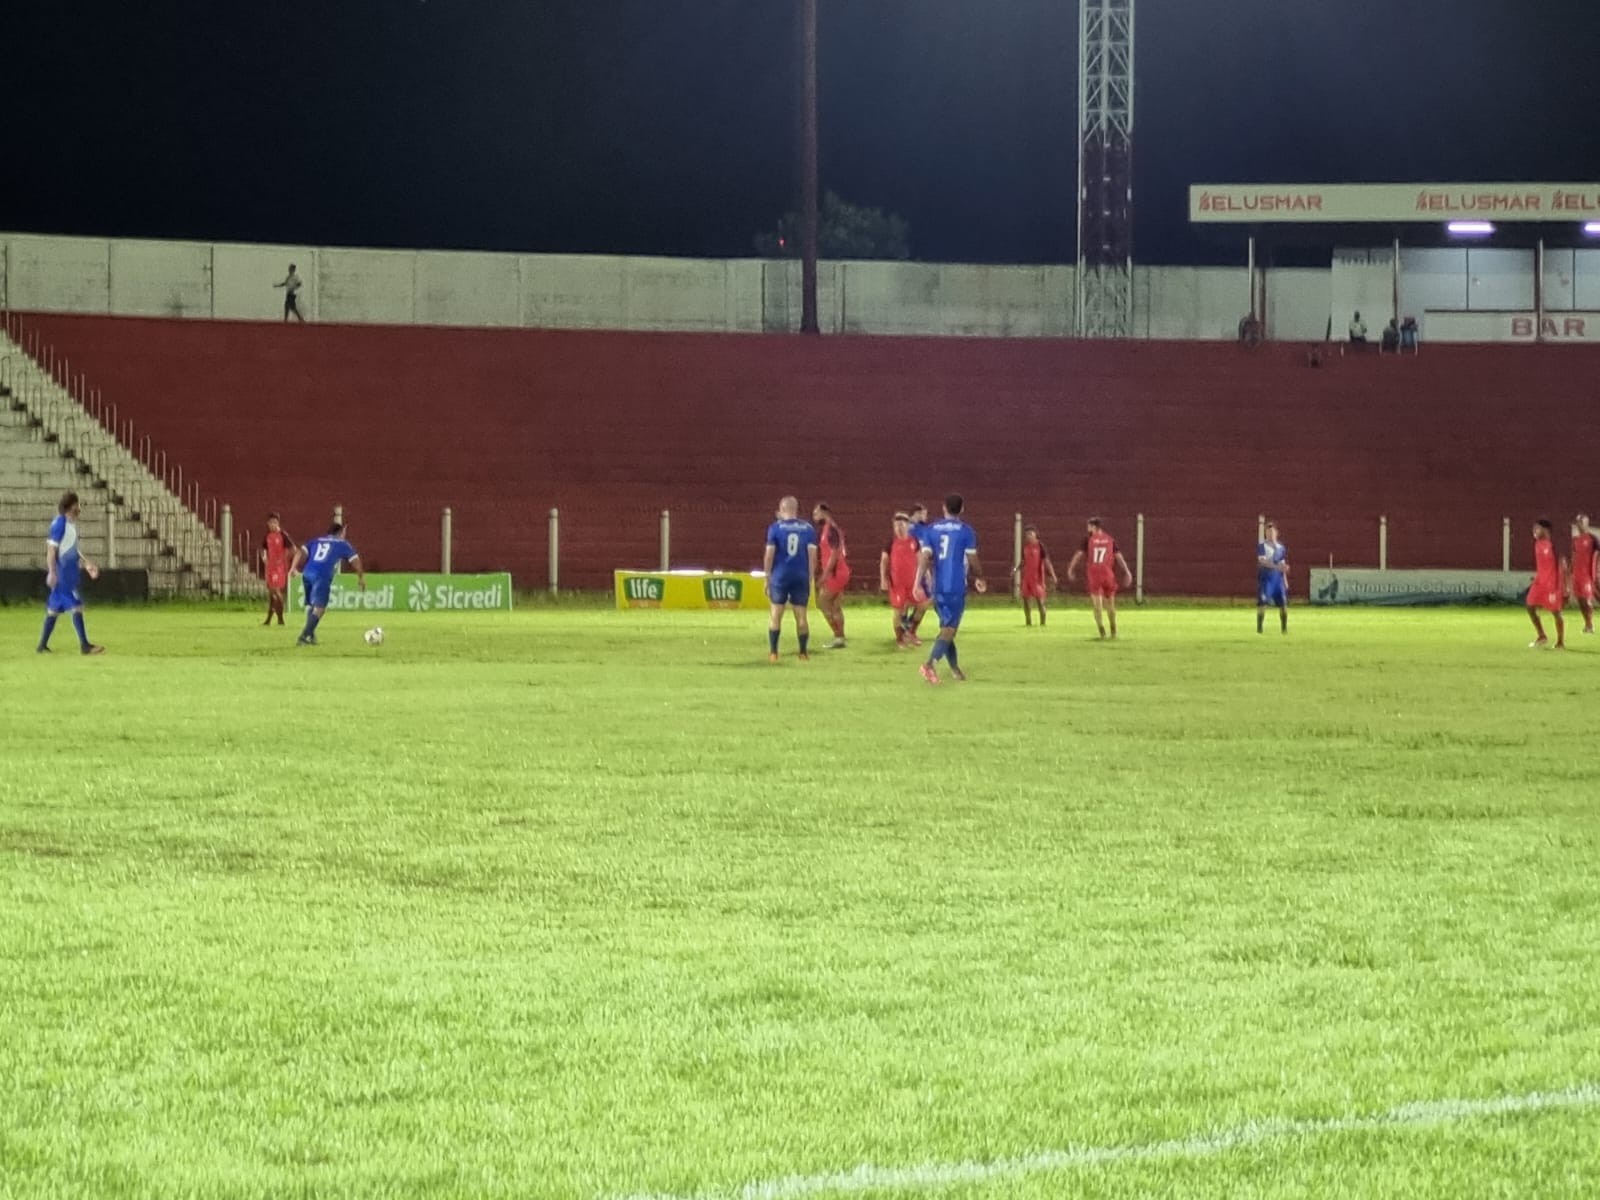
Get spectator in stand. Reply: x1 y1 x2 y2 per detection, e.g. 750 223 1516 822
1348 311 1368 344
1400 315 1420 353
274 263 306 323
1380 318 1401 353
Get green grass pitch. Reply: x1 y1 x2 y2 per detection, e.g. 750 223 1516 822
2 601 1598 1198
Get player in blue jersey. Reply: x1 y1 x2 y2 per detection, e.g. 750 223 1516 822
37 491 105 654
763 495 819 663
1256 520 1289 634
916 494 987 684
289 522 366 646
905 501 934 643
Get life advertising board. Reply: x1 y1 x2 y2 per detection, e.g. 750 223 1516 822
614 570 770 611
1309 568 1529 607
1190 182 1600 224
291 572 514 613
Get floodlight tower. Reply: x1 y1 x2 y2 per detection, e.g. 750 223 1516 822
1076 0 1135 337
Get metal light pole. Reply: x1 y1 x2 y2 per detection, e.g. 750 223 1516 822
799 0 821 335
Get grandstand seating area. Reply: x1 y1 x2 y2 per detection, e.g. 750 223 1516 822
14 313 1600 595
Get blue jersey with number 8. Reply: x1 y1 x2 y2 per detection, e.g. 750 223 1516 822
766 519 816 582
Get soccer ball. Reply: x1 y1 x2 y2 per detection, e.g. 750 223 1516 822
364 627 385 647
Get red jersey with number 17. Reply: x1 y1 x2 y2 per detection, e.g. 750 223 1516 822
1084 530 1118 590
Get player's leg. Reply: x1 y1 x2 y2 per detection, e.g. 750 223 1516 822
70 602 102 654
1554 609 1567 649
1277 598 1288 633
944 624 965 681
37 603 61 652
793 602 811 659
1256 602 1266 634
1106 594 1119 639
1582 596 1595 633
768 600 785 661
1527 605 1548 646
826 582 847 647
1037 594 1048 627
1090 593 1106 637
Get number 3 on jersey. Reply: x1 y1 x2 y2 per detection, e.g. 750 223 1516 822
938 534 951 561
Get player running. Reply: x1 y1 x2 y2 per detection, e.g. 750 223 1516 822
1527 518 1567 650
290 522 365 646
1065 517 1133 639
37 491 104 655
879 511 927 648
812 502 851 648
1012 524 1058 627
260 512 298 626
764 496 819 663
1572 514 1598 635
1256 520 1290 634
916 494 986 684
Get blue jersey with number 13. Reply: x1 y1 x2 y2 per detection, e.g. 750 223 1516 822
767 520 816 582
301 536 357 583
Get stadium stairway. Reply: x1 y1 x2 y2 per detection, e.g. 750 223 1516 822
0 328 258 596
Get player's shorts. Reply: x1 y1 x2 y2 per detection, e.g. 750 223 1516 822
1258 578 1289 607
933 592 966 630
266 566 289 591
46 583 81 613
1021 577 1047 600
889 586 915 611
1086 570 1117 599
1574 576 1596 602
767 573 809 607
819 562 851 597
1528 583 1564 614
303 575 333 610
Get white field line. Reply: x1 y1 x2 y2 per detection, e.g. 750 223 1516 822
609 1082 1600 1200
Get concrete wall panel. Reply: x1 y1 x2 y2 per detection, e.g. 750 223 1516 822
6 236 110 313
319 249 415 324
108 240 212 318
415 251 520 327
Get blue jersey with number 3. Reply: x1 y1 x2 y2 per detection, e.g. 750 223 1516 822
923 519 977 596
301 536 357 583
767 520 816 582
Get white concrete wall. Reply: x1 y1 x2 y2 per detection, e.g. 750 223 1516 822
213 243 318 321
1136 266 1252 339
7 235 112 313
1264 269 1331 341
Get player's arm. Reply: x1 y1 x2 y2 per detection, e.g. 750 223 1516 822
1115 550 1133 587
45 540 59 588
967 549 987 594
807 542 819 588
348 553 367 592
1045 552 1059 585
1064 549 1085 581
79 551 100 579
290 544 307 575
762 539 776 576
879 548 891 592
818 531 836 580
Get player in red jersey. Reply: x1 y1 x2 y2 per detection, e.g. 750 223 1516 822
1011 524 1058 627
879 511 927 647
1065 517 1133 639
1571 514 1599 635
1526 518 1568 649
259 512 298 626
813 502 851 648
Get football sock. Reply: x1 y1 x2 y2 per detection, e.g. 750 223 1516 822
798 631 809 654
768 629 780 654
38 614 58 650
1279 608 1288 632
929 639 949 664
945 641 960 671
72 613 88 648
302 611 322 639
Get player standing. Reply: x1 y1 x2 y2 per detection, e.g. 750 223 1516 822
879 511 927 647
1012 524 1057 627
764 496 819 663
812 503 851 648
906 502 934 642
37 491 104 655
916 494 986 685
1255 520 1290 634
1064 517 1133 639
1571 514 1598 635
289 522 365 646
1526 518 1567 650
260 512 298 626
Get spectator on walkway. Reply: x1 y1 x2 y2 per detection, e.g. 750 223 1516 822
1348 311 1368 344
1400 315 1420 353
274 264 306 323
1380 318 1400 353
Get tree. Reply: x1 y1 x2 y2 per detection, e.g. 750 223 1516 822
755 192 912 261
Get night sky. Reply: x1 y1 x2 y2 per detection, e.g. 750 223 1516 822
7 1 1600 265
